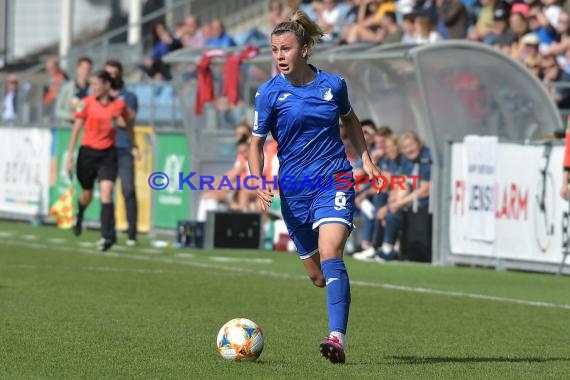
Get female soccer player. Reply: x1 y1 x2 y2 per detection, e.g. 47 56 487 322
248 10 382 364
66 70 130 251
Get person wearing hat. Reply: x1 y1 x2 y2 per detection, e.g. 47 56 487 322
524 54 542 77
486 7 517 50
515 32 541 61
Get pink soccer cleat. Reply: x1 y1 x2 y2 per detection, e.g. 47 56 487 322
319 336 346 364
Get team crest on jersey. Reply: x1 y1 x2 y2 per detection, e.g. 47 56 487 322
75 100 85 112
322 88 333 101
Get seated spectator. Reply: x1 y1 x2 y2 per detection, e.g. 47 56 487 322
379 11 404 43
400 12 417 43
524 54 542 77
343 0 397 44
353 132 402 261
515 33 541 63
392 131 432 262
436 0 470 39
55 56 92 123
527 6 558 52
354 126 394 253
207 19 237 48
184 15 206 48
413 11 443 44
139 22 182 81
467 0 495 42
1 74 18 122
486 8 517 53
43 57 68 105
542 0 562 30
317 0 342 41
268 0 288 33
509 4 531 57
542 53 570 108
543 11 570 59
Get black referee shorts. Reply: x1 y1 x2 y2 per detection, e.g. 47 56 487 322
76 146 118 190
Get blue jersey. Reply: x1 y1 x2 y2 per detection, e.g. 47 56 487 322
253 66 353 200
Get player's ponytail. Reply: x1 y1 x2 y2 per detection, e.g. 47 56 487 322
272 10 324 58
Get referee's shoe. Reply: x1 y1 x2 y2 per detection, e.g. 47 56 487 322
97 236 116 252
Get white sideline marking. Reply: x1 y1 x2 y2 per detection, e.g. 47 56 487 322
0 231 16 238
4 239 570 311
83 266 168 274
48 238 67 244
174 253 196 258
140 248 162 255
21 234 38 240
209 256 273 264
77 242 96 247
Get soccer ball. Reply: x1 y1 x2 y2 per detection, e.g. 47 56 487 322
216 318 264 361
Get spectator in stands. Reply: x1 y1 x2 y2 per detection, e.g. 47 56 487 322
207 19 237 48
353 132 402 261
413 11 443 44
400 12 417 43
353 125 394 255
516 33 541 63
43 57 68 105
467 0 495 42
139 21 182 81
343 0 397 44
379 11 404 43
527 6 558 51
436 0 470 39
269 0 289 33
542 0 562 30
317 0 342 41
391 131 432 262
105 59 140 247
542 53 570 108
525 54 543 77
1 74 18 122
55 56 93 124
509 4 531 57
543 11 570 58
486 8 517 53
184 15 206 48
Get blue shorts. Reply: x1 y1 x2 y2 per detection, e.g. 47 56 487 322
281 186 355 260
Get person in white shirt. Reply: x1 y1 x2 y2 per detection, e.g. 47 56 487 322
1 74 18 122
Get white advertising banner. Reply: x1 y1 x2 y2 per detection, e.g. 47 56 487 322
463 135 498 242
0 128 52 216
450 142 566 264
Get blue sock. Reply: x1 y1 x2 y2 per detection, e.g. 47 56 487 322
321 258 351 334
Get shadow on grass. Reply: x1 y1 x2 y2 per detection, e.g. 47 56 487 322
385 355 570 365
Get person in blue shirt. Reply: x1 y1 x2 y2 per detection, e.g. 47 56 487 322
104 60 140 246
248 10 382 364
206 19 237 48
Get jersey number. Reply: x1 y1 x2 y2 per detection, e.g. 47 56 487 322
334 192 347 210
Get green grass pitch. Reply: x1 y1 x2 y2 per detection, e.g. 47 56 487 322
1 220 569 379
